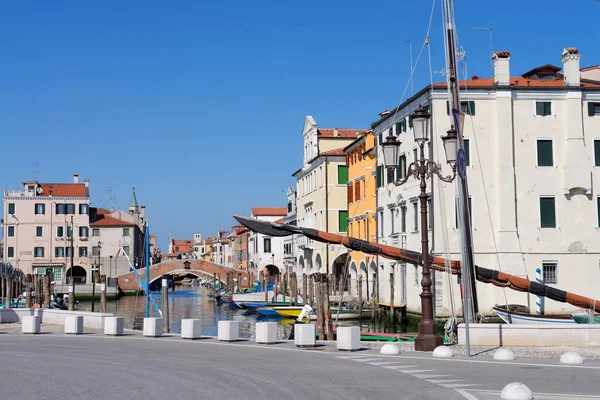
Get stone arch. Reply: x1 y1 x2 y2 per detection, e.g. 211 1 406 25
315 254 323 273
332 253 349 293
66 266 87 284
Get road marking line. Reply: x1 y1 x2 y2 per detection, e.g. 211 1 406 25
398 369 436 374
440 383 480 389
367 361 407 366
337 355 373 359
454 388 479 400
351 357 385 362
383 365 418 370
375 353 600 370
427 379 464 384
412 374 451 379
469 389 600 399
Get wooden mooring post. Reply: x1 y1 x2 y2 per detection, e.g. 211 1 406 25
314 275 324 340
44 272 51 309
323 275 333 340
6 275 12 309
282 273 287 303
212 273 216 290
390 272 395 322
308 275 314 307
263 275 268 304
25 274 32 308
358 275 363 318
162 275 170 333
302 273 307 306
68 278 74 311
100 275 107 313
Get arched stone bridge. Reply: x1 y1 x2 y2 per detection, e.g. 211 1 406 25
117 259 250 293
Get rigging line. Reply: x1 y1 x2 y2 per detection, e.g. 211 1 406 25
388 0 437 125
458 55 511 310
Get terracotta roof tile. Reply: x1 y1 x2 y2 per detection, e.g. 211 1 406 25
173 239 193 246
432 77 600 88
494 51 511 58
96 208 111 215
251 207 287 216
38 183 87 197
321 147 346 156
317 128 367 138
90 215 135 227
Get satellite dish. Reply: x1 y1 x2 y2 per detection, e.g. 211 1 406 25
36 187 42 194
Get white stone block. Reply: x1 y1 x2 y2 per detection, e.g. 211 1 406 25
295 324 316 347
432 346 454 358
22 316 41 334
33 308 43 321
380 343 400 355
336 326 361 351
181 319 202 339
256 322 278 344
104 317 124 336
500 382 533 400
560 351 584 365
493 348 516 361
143 317 163 337
218 320 239 342
64 315 83 334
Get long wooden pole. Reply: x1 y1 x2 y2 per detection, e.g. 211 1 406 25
302 273 307 306
100 275 107 313
323 277 333 340
358 275 363 318
43 273 51 309
25 274 32 308
315 276 324 340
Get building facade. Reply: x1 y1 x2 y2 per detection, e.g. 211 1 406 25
373 47 600 315
344 132 378 301
282 186 299 277
293 117 366 290
247 207 287 281
2 174 91 282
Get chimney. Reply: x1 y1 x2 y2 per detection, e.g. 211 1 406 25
561 47 581 86
73 173 79 184
379 109 391 117
333 127 339 136
84 179 89 188
141 205 146 217
492 51 511 85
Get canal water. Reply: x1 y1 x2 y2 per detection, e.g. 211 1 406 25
78 286 421 338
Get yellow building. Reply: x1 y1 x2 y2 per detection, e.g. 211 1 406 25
344 131 378 301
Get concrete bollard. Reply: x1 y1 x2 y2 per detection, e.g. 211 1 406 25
143 317 164 337
64 315 84 334
432 346 454 358
294 324 316 348
500 382 533 400
380 343 400 355
181 319 202 340
104 317 124 336
336 326 361 351
560 351 584 365
218 320 239 342
494 348 516 361
22 316 41 334
255 322 278 344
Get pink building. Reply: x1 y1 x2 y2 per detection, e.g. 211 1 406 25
2 174 91 283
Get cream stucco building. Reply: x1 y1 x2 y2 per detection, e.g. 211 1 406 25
292 117 366 289
373 47 600 316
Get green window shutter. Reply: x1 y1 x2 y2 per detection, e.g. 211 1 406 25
468 101 475 116
536 102 544 116
446 101 450 115
409 116 413 128
338 211 349 232
337 165 348 184
544 102 552 116
540 197 556 228
595 140 600 167
537 140 553 166
395 122 402 135
376 165 382 187
464 139 471 166
589 102 596 117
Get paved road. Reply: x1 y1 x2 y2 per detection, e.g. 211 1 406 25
2 332 600 399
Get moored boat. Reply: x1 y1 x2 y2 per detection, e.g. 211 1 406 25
493 306 576 324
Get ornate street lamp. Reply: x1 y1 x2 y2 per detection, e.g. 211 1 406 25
382 105 457 352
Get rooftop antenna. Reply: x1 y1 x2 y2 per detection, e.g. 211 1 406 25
406 39 414 95
106 177 115 211
471 27 493 77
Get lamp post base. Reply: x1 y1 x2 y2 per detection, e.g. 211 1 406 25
414 320 444 352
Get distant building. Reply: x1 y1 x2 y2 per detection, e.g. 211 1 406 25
247 206 287 281
89 190 145 278
293 118 366 288
282 186 298 276
2 174 90 282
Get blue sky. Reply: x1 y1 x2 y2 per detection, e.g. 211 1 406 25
1 1 598 249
